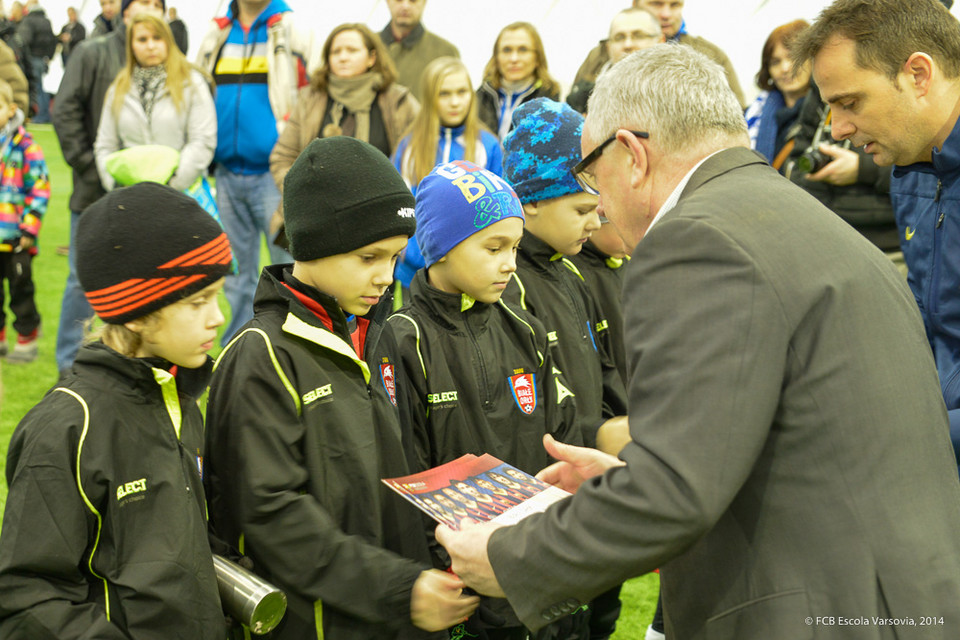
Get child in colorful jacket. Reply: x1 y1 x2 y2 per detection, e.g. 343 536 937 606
0 78 48 362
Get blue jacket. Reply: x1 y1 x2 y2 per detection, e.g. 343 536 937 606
206 0 302 174
391 125 503 288
890 116 960 464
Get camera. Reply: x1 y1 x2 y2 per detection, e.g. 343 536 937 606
795 109 834 175
796 146 831 174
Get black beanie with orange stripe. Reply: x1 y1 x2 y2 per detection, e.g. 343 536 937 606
77 183 233 325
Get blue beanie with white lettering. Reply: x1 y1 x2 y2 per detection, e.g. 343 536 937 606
415 160 524 268
502 98 585 204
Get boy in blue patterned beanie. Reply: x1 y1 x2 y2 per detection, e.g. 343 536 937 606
388 159 583 639
500 95 627 640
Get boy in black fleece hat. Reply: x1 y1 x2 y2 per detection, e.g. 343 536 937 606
0 183 230 639
203 137 479 640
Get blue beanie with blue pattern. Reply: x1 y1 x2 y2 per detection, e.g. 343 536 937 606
502 98 585 204
416 160 525 268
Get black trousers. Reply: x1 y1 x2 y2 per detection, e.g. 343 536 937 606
0 250 40 336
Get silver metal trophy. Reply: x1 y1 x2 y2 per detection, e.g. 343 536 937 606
213 555 287 635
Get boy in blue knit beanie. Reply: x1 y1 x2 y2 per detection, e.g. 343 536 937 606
388 159 582 639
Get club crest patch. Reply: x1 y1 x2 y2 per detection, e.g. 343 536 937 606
381 363 397 406
509 373 537 414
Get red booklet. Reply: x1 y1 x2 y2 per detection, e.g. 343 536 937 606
383 453 570 530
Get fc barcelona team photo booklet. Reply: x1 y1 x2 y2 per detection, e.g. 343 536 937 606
383 454 570 530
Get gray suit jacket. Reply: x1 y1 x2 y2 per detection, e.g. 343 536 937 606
488 147 960 639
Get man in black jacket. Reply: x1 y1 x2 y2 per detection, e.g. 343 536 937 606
51 0 165 377
91 0 119 35
57 6 85 67
167 6 186 54
16 0 55 120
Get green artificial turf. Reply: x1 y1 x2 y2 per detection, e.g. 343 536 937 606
0 125 659 637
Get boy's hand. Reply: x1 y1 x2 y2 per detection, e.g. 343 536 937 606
410 568 480 631
596 415 630 455
536 434 624 493
19 236 34 250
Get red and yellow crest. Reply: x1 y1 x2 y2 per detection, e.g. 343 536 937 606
381 363 397 406
509 373 537 414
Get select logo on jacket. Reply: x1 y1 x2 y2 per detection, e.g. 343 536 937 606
303 384 333 405
116 477 147 504
427 390 459 407
905 226 916 241
381 363 398 406
510 373 537 414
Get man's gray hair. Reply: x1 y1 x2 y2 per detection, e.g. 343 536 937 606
587 43 747 155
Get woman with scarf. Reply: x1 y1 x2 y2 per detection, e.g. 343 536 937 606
270 23 419 193
94 13 216 193
744 19 811 172
476 22 560 141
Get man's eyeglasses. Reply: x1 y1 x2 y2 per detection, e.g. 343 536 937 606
573 130 649 195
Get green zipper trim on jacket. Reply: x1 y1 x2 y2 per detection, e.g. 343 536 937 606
497 299 545 367
217 327 302 416
151 368 182 440
314 599 324 639
55 387 112 621
560 256 586 281
282 313 371 385
460 294 476 312
509 271 528 310
605 255 629 269
390 313 427 381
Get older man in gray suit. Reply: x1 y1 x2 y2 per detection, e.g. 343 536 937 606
437 44 960 639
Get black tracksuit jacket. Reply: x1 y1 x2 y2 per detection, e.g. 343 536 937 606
204 265 441 640
569 241 629 386
501 231 627 447
389 269 582 473
0 343 223 639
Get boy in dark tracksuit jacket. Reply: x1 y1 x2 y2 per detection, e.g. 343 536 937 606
501 98 626 640
0 184 231 639
389 160 582 473
388 161 584 640
500 98 627 450
569 226 632 387
203 138 478 640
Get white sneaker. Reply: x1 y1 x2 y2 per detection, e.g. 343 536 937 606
6 335 38 363
645 625 666 640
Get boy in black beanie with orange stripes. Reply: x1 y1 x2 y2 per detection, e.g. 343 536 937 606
203 136 479 640
0 182 232 639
